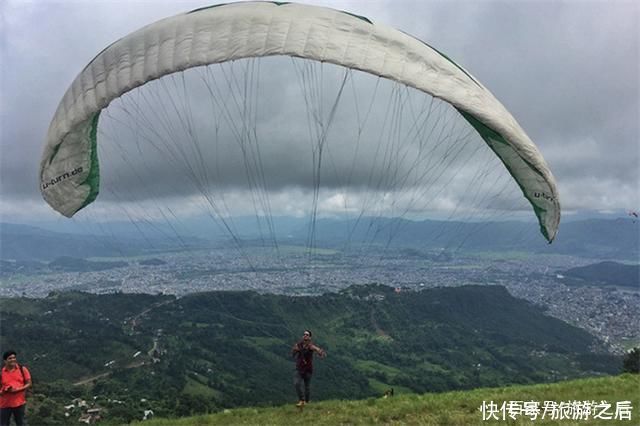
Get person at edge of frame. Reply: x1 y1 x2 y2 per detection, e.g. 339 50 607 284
0 351 31 426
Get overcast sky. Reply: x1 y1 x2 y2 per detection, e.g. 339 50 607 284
1 0 638 225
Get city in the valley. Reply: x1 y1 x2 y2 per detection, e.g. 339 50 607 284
1 247 637 354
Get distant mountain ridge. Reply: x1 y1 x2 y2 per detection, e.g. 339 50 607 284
1 217 637 261
306 217 639 257
0 222 209 261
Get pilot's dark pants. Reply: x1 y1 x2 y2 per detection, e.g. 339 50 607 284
294 370 312 402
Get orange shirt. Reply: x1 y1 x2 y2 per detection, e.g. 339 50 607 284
0 365 31 408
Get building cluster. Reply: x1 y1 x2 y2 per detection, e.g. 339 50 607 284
1 250 637 352
63 397 154 424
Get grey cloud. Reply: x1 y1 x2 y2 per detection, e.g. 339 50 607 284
389 0 639 210
92 59 498 206
1 0 638 222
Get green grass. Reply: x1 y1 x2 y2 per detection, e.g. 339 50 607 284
136 374 639 425
367 378 414 395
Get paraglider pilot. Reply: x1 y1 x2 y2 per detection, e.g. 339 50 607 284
291 330 326 407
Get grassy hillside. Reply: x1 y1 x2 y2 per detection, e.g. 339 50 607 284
0 286 622 424
138 374 639 425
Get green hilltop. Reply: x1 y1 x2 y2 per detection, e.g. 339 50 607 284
0 285 625 424
137 374 640 425
560 261 640 289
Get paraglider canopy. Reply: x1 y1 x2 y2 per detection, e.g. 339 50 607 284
40 1 560 241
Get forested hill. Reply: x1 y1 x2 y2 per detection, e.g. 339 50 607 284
0 285 620 425
561 261 640 289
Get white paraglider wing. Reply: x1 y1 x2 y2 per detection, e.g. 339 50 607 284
40 1 560 241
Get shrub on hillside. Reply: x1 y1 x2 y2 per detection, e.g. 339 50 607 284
622 347 639 374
